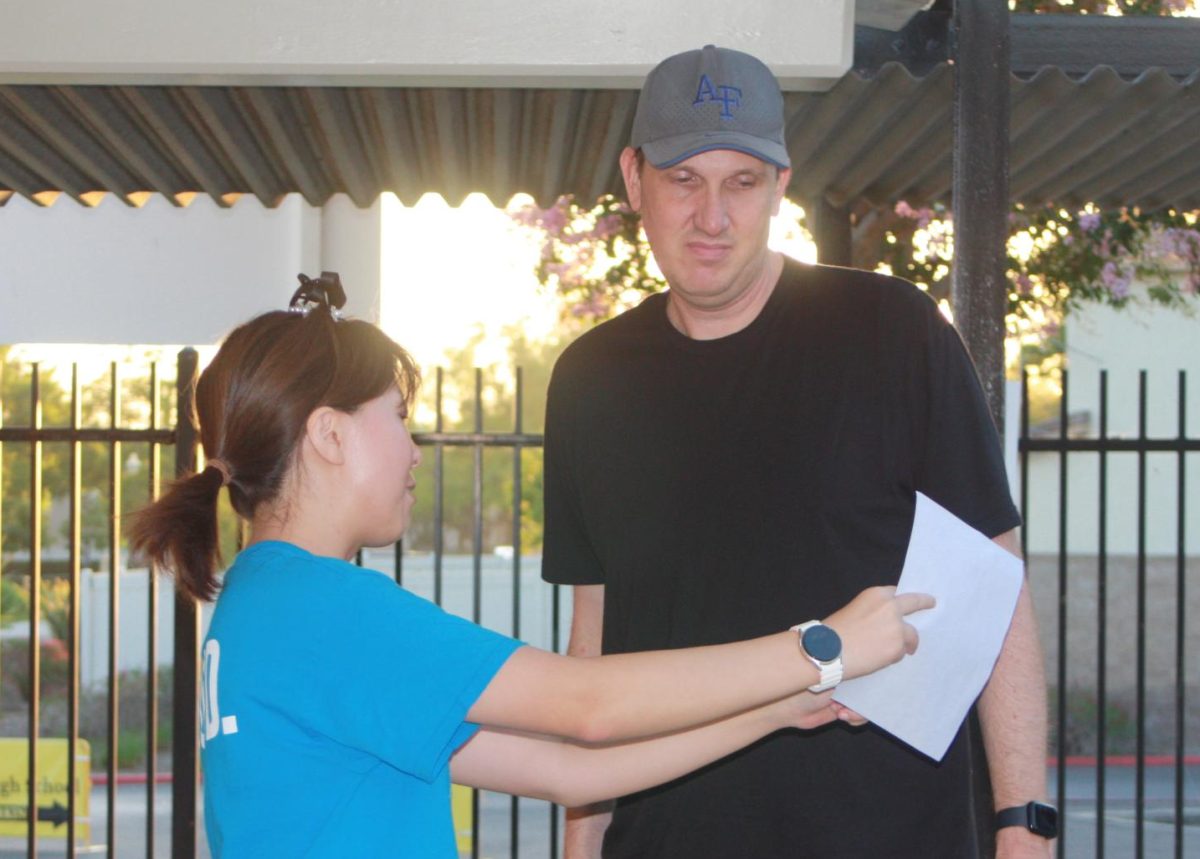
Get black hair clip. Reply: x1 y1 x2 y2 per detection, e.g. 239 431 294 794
289 272 347 319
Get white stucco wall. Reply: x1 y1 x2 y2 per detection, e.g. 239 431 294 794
0 193 380 345
0 0 853 90
1021 282 1200 556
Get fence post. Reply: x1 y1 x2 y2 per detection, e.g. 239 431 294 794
172 348 200 859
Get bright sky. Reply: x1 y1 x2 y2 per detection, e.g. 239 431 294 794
379 192 816 369
380 193 559 368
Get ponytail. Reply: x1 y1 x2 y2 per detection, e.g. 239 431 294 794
128 465 226 602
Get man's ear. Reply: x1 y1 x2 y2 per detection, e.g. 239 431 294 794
305 406 346 466
771 167 792 217
619 147 644 212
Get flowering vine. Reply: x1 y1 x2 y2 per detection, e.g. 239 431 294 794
508 195 663 324
511 193 1199 339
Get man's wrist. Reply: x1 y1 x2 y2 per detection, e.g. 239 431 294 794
995 800 1057 839
995 823 1054 856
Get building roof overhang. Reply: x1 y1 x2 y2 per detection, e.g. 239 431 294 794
1 13 1196 213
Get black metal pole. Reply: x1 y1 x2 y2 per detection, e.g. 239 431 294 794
951 0 1011 435
27 365 42 859
1173 371 1186 859
472 368 483 859
809 197 852 267
106 363 122 858
1097 371 1109 858
1055 372 1069 858
172 348 200 859
952 4 1011 854
1135 371 1148 858
146 363 161 859
67 366 82 859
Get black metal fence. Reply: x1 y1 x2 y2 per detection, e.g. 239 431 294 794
0 352 559 859
2 354 1197 858
1020 369 1198 859
0 358 175 859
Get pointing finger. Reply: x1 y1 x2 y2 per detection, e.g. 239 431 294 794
895 592 936 616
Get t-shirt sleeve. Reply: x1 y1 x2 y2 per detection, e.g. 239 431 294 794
305 575 523 783
541 354 607 585
904 291 1022 539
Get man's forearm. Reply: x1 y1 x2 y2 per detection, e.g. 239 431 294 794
565 803 612 859
978 579 1051 857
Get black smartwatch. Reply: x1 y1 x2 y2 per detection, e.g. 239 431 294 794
995 802 1058 839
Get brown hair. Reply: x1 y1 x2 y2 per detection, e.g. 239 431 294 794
128 304 419 602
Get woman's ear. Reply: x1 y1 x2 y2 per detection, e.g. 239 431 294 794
305 406 347 466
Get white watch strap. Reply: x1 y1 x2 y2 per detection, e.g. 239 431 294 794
793 621 844 693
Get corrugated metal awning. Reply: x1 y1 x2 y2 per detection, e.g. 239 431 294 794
787 64 1200 212
1 63 1197 212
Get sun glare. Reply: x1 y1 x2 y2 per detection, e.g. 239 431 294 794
380 192 560 370
380 193 818 372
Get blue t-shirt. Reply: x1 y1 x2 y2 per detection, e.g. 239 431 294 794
200 541 523 858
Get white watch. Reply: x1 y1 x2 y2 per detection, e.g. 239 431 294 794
792 621 844 693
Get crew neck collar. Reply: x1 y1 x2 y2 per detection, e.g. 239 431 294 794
655 256 794 353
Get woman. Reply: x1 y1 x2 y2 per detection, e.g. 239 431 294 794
130 274 932 857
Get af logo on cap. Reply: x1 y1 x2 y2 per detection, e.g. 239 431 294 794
693 74 742 119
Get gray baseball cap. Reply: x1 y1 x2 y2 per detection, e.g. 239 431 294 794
630 44 790 170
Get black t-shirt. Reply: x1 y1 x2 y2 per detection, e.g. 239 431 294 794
542 258 1021 858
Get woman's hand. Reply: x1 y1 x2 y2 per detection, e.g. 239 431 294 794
824 586 935 681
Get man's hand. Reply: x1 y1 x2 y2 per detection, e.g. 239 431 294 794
832 703 868 726
766 693 869 732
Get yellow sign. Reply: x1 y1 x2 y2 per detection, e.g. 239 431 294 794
451 783 473 854
0 738 91 842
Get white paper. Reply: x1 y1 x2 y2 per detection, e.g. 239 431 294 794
832 492 1023 761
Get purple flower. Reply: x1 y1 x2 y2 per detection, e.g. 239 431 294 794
592 214 624 241
1078 212 1102 233
1015 273 1033 295
541 205 567 235
544 262 570 280
894 201 934 228
1100 261 1132 299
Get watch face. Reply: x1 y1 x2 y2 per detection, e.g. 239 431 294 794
1030 803 1058 837
802 624 842 662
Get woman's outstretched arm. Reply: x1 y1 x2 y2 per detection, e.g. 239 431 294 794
453 690 843 807
466 586 931 744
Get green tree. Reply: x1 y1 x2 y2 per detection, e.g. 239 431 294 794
406 326 567 555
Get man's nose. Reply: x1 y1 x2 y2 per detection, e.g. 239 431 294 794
695 188 729 235
412 445 423 469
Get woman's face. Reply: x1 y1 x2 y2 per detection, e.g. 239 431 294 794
341 385 422 546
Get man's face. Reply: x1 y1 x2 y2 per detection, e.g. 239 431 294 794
620 147 791 310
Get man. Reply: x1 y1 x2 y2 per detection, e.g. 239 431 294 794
541 45 1053 858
